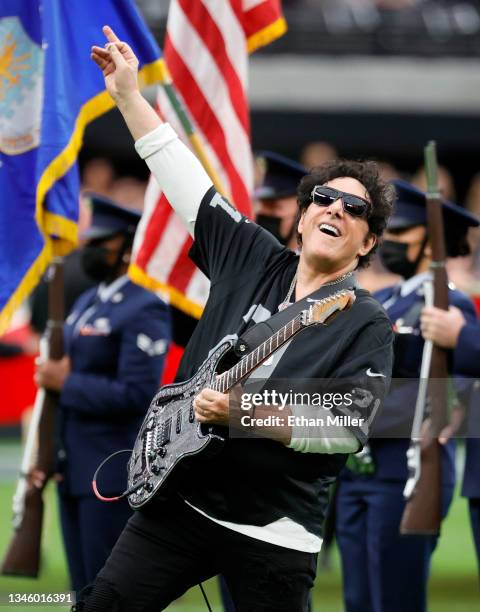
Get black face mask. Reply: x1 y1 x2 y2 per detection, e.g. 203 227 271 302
379 238 426 279
81 244 116 283
257 214 298 247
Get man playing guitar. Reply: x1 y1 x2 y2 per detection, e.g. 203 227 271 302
77 26 396 612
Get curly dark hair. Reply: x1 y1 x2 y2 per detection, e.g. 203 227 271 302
295 159 395 268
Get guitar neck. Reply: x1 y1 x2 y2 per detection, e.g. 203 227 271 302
214 314 303 393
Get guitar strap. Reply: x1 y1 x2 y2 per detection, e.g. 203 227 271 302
234 273 358 357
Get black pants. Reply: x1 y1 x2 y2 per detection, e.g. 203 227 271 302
79 495 317 612
59 494 132 593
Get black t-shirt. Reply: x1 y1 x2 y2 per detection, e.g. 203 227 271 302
176 187 393 535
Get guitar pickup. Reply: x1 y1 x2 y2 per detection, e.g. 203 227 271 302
155 418 172 447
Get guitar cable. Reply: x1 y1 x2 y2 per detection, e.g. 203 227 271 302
93 452 214 611
92 449 143 502
199 583 213 612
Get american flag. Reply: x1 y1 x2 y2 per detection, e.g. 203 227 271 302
130 0 286 320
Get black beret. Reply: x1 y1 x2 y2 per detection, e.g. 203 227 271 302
81 193 141 240
255 151 306 200
389 179 480 257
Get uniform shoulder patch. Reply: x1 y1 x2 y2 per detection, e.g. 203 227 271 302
137 333 168 356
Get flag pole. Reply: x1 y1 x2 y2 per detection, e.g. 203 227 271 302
157 60 230 200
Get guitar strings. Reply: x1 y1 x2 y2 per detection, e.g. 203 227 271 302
149 290 349 454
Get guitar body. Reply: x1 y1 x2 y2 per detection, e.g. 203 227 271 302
127 342 232 509
126 289 354 510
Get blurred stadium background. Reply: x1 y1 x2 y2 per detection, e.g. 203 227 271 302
85 0 480 202
1 0 480 609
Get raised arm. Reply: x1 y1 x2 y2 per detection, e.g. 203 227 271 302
91 26 212 235
91 26 160 138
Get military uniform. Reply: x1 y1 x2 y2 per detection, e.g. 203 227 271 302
337 276 476 612
56 197 170 594
254 150 306 248
336 180 479 612
453 322 480 571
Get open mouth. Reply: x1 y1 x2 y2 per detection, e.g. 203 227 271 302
319 223 341 237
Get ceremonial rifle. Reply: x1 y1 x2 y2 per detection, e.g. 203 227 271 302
2 258 65 576
400 142 449 535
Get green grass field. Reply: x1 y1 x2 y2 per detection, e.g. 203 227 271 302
0 439 478 611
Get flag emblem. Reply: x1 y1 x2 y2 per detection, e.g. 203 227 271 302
0 17 44 155
0 0 163 335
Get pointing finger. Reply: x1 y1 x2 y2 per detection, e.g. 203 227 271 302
103 25 120 43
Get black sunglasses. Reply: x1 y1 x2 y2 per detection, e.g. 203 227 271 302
310 186 371 218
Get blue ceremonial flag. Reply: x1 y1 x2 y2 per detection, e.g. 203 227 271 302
0 0 162 333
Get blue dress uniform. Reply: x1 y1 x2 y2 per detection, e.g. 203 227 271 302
453 322 480 571
56 196 170 594
336 180 479 612
254 151 306 249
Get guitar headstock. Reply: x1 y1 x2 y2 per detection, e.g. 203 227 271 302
301 289 355 326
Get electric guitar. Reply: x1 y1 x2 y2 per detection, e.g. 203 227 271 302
127 289 355 508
